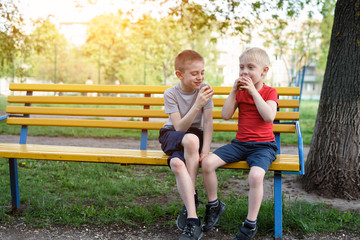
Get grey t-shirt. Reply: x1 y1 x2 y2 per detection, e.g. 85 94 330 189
163 83 214 129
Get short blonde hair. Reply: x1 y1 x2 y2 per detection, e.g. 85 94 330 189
174 50 204 73
239 47 270 67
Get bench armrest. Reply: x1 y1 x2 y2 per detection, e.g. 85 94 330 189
0 115 9 121
296 121 305 175
282 121 305 175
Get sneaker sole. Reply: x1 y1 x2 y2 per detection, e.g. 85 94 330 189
176 214 186 231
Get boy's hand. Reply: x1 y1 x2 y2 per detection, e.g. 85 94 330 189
238 76 256 95
199 152 209 163
195 84 214 109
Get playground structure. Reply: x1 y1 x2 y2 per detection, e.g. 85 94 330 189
291 52 308 110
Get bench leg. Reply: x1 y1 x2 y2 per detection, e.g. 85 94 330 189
140 130 148 150
9 158 20 211
274 171 282 240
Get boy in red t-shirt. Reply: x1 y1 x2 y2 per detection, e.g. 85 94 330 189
201 47 278 240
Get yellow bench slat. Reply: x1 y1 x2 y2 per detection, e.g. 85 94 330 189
7 106 298 121
6 117 296 133
9 83 299 96
10 84 171 94
213 122 295 133
7 117 165 130
278 99 299 108
0 144 300 171
7 106 169 118
7 96 165 106
213 98 299 108
9 96 299 109
212 111 299 120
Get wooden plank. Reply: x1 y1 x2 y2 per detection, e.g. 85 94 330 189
6 117 296 133
7 106 298 120
9 84 300 96
212 111 299 120
275 87 300 96
6 106 168 118
0 144 300 172
8 96 299 109
7 96 165 106
6 117 166 130
213 122 295 133
278 99 299 108
214 99 299 109
9 84 171 94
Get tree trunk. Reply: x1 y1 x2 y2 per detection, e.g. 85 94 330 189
300 0 360 200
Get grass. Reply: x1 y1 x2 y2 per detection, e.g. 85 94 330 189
0 159 359 236
3 97 357 236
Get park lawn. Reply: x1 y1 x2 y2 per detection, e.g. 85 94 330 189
0 159 359 236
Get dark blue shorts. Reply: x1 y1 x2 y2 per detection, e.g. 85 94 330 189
213 139 278 172
158 127 203 166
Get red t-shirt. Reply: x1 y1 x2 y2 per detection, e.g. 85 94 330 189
235 84 278 142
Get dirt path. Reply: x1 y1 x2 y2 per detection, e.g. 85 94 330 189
0 135 359 239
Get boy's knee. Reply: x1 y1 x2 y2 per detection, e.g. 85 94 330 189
248 167 265 186
201 154 218 173
169 158 186 174
182 133 200 151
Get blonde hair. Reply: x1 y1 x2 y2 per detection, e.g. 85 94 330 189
174 50 204 73
239 47 270 67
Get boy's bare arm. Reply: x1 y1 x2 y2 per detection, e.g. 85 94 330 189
170 86 214 131
200 108 213 162
222 79 240 120
251 92 277 123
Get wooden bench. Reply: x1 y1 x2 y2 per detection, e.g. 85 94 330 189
0 83 305 239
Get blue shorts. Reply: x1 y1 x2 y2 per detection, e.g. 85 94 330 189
158 127 203 166
213 139 278 172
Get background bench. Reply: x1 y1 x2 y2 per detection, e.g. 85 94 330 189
0 83 304 239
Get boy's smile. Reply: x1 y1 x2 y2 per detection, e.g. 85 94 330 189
177 60 205 92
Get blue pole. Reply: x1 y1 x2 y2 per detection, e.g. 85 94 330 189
9 158 20 209
274 171 283 239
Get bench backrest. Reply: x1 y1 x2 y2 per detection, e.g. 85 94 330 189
5 83 300 151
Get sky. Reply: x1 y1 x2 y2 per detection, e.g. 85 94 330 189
17 0 322 46
18 0 159 45
18 0 150 23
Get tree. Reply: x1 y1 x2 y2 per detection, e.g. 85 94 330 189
83 12 130 84
300 0 360 200
29 19 69 83
0 0 28 78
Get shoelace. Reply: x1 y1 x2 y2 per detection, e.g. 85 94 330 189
182 222 195 236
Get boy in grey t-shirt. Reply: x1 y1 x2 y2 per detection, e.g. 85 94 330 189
158 50 214 240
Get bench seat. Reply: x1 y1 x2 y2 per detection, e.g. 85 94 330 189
0 143 300 171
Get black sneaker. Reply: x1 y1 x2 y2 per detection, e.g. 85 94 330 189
232 222 258 240
179 220 203 240
177 201 199 231
202 200 226 232
177 205 188 231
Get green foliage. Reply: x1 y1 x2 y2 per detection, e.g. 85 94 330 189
318 0 336 71
0 0 29 78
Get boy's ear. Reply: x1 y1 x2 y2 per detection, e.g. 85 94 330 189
175 70 183 80
261 66 269 77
